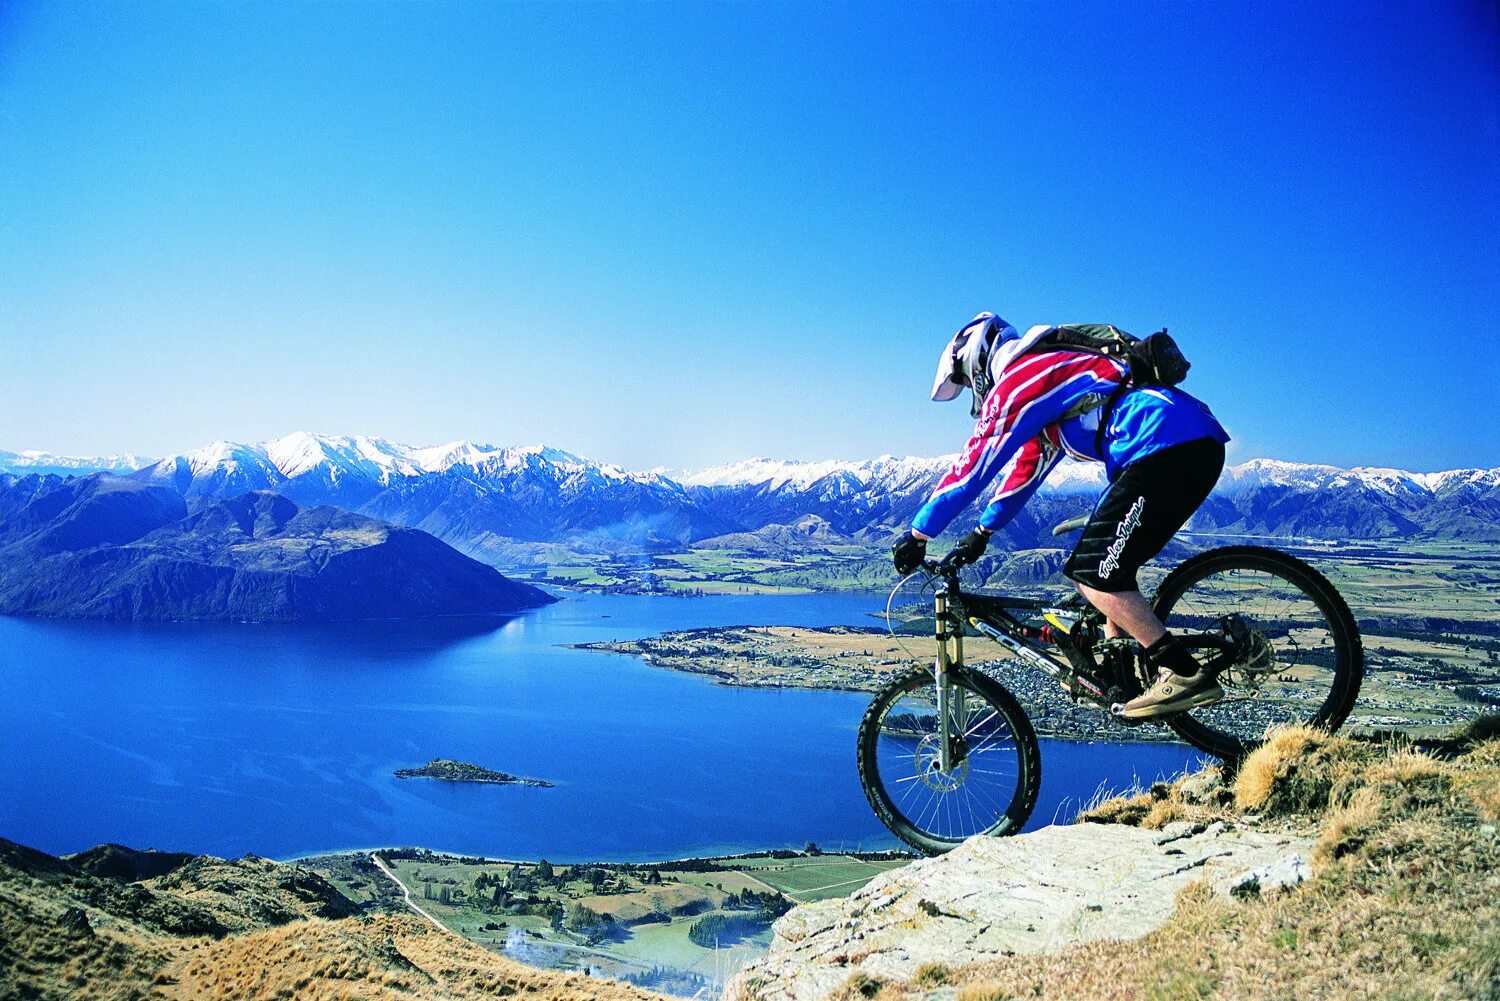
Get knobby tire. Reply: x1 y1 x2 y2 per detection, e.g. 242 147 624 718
1150 545 1364 760
857 666 1042 856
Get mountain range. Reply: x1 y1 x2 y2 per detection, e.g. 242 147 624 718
4 434 1497 563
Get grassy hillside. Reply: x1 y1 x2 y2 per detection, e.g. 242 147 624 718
0 838 664 1001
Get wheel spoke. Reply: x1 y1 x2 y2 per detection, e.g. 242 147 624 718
1152 552 1359 755
863 670 1035 851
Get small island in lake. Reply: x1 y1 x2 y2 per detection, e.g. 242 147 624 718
393 759 553 787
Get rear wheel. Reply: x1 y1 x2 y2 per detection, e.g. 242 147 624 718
857 666 1041 855
1150 546 1363 760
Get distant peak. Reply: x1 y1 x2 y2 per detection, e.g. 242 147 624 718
7 435 1496 494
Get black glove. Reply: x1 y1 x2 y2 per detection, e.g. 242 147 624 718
892 531 927 575
945 528 992 568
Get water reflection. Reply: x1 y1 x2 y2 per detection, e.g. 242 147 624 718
8 612 514 662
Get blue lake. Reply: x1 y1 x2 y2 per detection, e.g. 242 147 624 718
0 592 1203 861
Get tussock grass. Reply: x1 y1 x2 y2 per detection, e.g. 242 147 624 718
829 970 894 999
1077 770 1231 832
910 961 950 987
1231 725 1382 816
876 716 1500 1001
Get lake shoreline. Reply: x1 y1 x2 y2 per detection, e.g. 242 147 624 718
573 624 1185 743
1 590 1205 863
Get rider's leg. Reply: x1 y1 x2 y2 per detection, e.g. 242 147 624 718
1075 581 1201 680
1073 583 1165 646
1063 438 1226 717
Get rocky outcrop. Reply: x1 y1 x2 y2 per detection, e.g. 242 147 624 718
144 853 361 932
726 821 1312 1001
64 843 196 883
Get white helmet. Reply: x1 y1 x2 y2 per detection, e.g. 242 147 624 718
931 311 1019 417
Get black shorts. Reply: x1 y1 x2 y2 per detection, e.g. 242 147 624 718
1064 437 1225 593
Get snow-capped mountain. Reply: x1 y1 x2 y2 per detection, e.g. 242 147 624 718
133 433 724 553
1217 458 1500 497
1198 458 1500 541
678 454 1114 493
0 449 153 478
4 433 1497 555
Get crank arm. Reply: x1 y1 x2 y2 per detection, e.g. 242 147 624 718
1181 636 1236 675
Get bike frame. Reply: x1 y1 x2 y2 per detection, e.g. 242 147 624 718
964 590 1136 707
924 565 1119 766
921 561 1245 749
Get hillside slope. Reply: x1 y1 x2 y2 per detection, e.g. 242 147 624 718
728 722 1500 1001
0 838 664 1001
0 473 553 621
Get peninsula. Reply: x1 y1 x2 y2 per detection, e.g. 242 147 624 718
579 622 1490 740
576 625 1181 742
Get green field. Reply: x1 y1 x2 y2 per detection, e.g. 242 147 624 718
301 848 911 995
729 855 908 901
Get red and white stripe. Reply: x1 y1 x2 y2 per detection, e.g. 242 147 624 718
928 352 1121 500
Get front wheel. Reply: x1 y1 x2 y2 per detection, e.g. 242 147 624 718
857 666 1041 855
1151 546 1364 760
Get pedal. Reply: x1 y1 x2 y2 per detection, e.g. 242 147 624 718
1109 707 1153 728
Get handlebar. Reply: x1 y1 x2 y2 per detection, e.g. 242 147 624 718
924 551 972 575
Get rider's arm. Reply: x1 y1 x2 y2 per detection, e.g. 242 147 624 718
911 352 1121 538
977 436 1063 532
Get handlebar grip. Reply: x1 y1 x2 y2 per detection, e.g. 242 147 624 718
935 551 969 572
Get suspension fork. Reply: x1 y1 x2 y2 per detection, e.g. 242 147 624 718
933 583 964 772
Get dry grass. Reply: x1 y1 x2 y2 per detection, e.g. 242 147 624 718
164 914 661 1001
0 846 668 1001
827 971 905 1000
1076 767 1234 832
1231 725 1383 816
867 718 1500 1001
910 962 950 987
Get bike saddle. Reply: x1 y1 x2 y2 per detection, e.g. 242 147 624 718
1051 515 1090 537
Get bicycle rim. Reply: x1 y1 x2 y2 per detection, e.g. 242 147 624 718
1153 546 1363 759
858 667 1040 854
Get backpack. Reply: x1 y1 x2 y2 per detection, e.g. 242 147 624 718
1021 324 1190 388
1017 324 1192 453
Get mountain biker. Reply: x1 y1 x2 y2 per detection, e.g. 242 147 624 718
891 312 1230 720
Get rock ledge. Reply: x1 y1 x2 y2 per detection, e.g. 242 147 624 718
727 821 1312 1001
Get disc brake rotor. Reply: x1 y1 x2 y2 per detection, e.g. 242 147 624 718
914 734 969 792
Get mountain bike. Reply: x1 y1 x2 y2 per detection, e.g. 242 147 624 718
857 518 1364 855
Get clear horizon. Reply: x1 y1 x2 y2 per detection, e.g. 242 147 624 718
3 2 1497 472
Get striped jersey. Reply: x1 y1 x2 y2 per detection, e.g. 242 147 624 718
910 350 1229 538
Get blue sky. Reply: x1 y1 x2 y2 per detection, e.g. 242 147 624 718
2 1 1496 471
